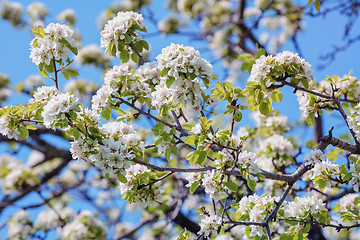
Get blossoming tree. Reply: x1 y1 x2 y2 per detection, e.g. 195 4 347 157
0 0 360 239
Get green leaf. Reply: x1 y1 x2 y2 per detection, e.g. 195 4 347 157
196 151 207 166
131 52 139 63
66 42 78 55
247 179 256 191
18 126 29 139
185 135 197 145
271 89 283 102
306 112 315 127
239 53 255 62
125 34 132 44
234 111 242 122
120 50 130 63
259 98 272 115
110 41 117 56
224 181 238 192
45 62 55 73
102 107 112 121
73 128 80 140
256 48 266 59
30 26 46 38
189 182 199 194
26 123 37 130
62 69 79 80
140 40 149 50
308 0 313 5
315 0 321 12
117 171 127 183
159 68 170 77
39 70 50 78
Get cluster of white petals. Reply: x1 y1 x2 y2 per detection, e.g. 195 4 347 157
317 74 360 99
64 79 98 101
303 160 339 181
152 43 213 111
119 164 164 206
30 23 76 65
236 194 279 237
284 196 325 218
27 2 48 19
70 121 142 175
34 203 74 231
8 210 32 239
184 172 202 187
336 193 360 213
156 43 213 79
303 149 325 165
261 134 294 155
347 102 360 142
202 170 226 200
198 214 221 237
295 91 312 119
42 92 78 128
92 64 152 110
0 115 19 140
57 8 76 24
237 150 260 177
24 74 44 88
100 11 144 55
135 61 160 84
248 50 313 87
60 210 107 239
76 44 111 67
0 1 22 26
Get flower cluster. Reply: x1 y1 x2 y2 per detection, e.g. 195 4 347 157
347 103 360 142
261 134 294 156
34 203 74 231
248 50 313 88
303 149 325 165
156 43 213 79
236 194 279 237
152 43 214 111
70 121 142 175
0 0 23 26
119 164 164 207
317 73 360 100
27 2 48 21
57 8 76 26
237 150 261 179
202 170 227 200
0 72 11 104
76 44 111 67
198 214 221 237
42 92 78 128
100 11 145 57
333 194 360 224
303 160 340 190
135 61 160 84
283 196 326 220
64 79 98 101
29 23 77 66
8 210 32 239
59 210 107 240
348 156 360 191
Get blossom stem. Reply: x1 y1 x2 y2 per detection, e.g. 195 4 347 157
137 171 174 189
52 58 59 90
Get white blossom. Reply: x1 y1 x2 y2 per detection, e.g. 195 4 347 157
198 214 221 237
303 149 325 165
29 23 76 65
